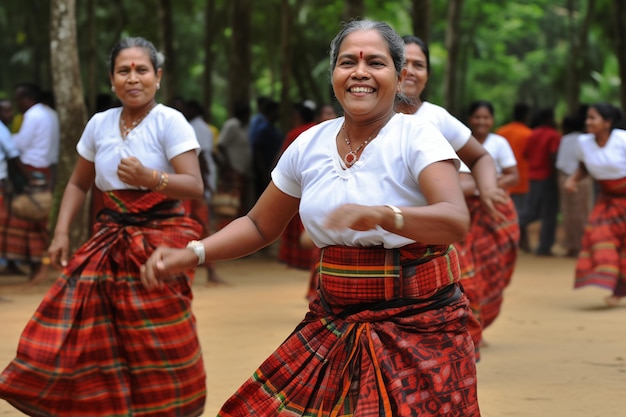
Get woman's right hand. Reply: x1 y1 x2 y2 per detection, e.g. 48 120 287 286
48 233 70 269
140 246 198 290
118 156 154 188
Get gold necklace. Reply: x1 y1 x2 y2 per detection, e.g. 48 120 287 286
342 124 379 167
120 103 156 138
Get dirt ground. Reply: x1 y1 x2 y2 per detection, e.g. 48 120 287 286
0 240 624 416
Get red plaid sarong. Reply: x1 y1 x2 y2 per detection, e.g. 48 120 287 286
454 197 519 353
0 190 206 417
0 167 52 263
278 213 315 270
218 243 480 417
575 178 626 296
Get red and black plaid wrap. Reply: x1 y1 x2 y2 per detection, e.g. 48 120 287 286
575 178 626 296
218 243 480 417
454 196 519 354
0 166 52 262
0 190 206 417
278 213 315 270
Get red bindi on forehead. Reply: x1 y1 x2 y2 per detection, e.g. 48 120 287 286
360 51 363 59
131 62 135 68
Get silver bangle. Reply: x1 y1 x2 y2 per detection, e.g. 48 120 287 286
186 240 206 265
384 204 404 230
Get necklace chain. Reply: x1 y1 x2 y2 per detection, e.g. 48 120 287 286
342 124 377 167
120 103 156 138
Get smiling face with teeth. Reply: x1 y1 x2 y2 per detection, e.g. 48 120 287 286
332 29 403 124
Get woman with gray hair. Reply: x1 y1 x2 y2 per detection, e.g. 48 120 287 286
144 20 480 416
0 37 207 416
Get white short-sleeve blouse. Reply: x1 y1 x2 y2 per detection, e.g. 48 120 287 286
77 104 199 191
272 113 460 249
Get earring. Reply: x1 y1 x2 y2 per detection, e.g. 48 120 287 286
111 86 115 92
156 83 160 90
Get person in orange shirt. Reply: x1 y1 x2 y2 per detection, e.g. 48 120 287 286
495 103 533 227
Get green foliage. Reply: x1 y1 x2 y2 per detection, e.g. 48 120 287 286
0 0 622 129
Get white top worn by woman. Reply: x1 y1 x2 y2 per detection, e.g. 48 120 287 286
272 113 459 249
412 101 471 151
459 133 517 174
77 104 200 191
576 129 626 180
556 131 583 175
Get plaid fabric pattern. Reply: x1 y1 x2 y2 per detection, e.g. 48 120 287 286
0 167 52 262
454 197 519 352
0 190 206 417
317 243 459 310
575 178 626 296
558 172 592 252
278 214 315 270
218 243 479 417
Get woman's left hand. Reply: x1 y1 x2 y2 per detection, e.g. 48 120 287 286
117 156 152 188
479 186 510 220
140 246 197 290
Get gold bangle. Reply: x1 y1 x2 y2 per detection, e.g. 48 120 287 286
154 171 169 191
384 204 404 230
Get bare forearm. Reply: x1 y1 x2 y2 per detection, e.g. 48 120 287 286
470 153 499 193
199 215 279 261
153 172 203 200
401 204 469 244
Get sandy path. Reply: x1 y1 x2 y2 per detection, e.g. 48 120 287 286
0 248 624 416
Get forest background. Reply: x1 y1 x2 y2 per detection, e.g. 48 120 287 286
0 0 625 244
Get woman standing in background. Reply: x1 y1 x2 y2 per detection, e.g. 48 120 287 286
565 102 626 308
0 37 207 416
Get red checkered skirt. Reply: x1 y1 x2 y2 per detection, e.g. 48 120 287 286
575 178 626 296
0 167 52 262
454 197 519 350
218 243 480 417
0 190 206 417
278 213 314 270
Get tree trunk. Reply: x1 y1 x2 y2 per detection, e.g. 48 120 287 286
203 0 217 117
278 0 293 131
49 0 89 249
157 0 175 103
411 0 431 43
343 0 365 21
613 0 626 111
228 0 252 113
443 0 464 115
85 0 97 114
565 0 595 115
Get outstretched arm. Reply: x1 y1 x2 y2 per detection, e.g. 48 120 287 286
141 182 299 289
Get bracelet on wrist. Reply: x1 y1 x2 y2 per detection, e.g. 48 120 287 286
154 171 169 192
384 204 404 230
186 240 206 265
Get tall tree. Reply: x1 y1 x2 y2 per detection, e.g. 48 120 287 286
613 0 626 110
564 0 596 115
343 0 364 21
49 0 89 248
228 0 252 112
411 0 431 43
443 0 464 115
278 0 294 130
85 0 97 114
203 0 217 116
157 0 175 103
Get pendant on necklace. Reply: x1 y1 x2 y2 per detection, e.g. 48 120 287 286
344 151 358 166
